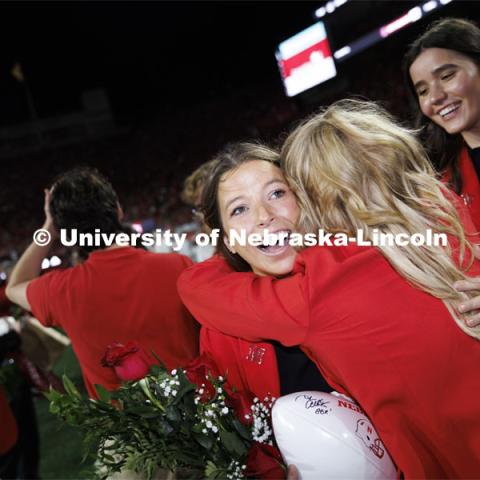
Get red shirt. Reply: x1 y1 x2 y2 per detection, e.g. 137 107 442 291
178 224 480 478
0 387 17 454
27 247 199 398
442 146 480 231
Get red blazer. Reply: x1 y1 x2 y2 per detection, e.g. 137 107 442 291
200 327 280 399
179 220 480 478
442 146 480 231
0 387 17 454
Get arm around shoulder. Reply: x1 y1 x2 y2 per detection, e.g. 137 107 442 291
177 255 309 345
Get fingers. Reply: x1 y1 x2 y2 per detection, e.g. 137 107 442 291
454 245 480 327
459 308 480 327
42 188 58 238
44 188 52 212
458 294 480 325
463 313 480 327
454 278 480 292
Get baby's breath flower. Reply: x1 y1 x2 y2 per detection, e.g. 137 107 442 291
227 459 246 479
250 395 275 444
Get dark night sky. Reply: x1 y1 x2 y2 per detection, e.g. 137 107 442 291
0 0 478 253
0 1 476 126
0 2 323 123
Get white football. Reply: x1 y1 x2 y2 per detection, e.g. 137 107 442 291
272 391 396 480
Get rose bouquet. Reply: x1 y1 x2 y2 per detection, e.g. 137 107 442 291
46 342 285 480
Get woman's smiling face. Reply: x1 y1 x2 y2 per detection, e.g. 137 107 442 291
218 160 300 277
409 47 480 144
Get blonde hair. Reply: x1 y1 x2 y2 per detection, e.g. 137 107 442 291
281 99 480 339
181 159 217 207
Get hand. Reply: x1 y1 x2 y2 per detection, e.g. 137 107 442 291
286 464 299 480
454 244 480 327
41 188 58 238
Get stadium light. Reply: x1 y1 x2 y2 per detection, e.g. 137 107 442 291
314 0 350 19
315 6 326 18
333 0 452 62
422 1 438 13
333 46 351 59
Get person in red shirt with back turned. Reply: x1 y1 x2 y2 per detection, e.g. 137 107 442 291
6 167 199 398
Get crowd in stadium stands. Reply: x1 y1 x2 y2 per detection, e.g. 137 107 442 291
0 49 410 264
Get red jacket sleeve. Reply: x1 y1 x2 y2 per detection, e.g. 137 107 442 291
177 255 309 346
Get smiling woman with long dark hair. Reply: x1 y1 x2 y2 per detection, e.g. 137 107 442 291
404 17 480 228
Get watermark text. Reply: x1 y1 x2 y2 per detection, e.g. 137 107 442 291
33 228 448 250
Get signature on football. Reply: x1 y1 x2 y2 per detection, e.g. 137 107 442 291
295 394 331 415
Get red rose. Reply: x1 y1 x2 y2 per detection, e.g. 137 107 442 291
101 342 151 381
224 384 254 425
184 354 220 402
246 442 286 480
